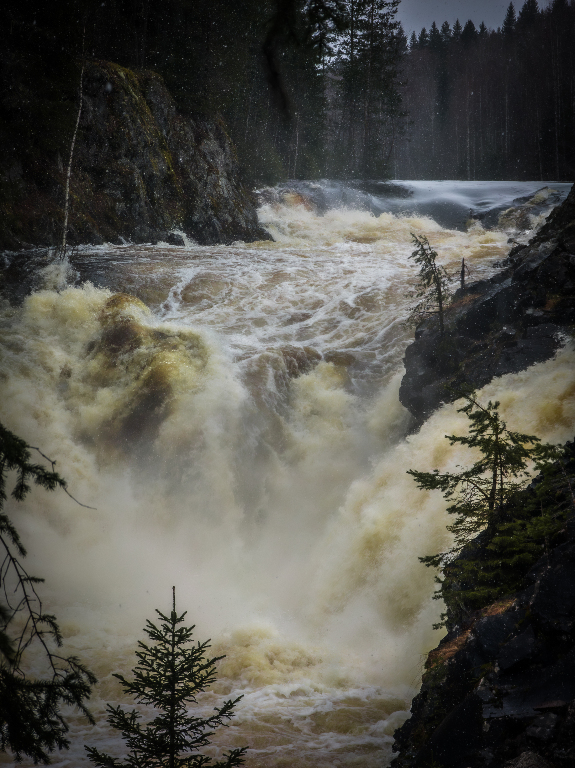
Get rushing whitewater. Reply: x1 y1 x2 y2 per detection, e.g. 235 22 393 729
1 182 574 768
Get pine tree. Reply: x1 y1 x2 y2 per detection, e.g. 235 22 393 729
502 2 517 37
0 422 96 764
86 588 247 768
517 0 539 28
335 0 404 177
429 439 574 627
460 19 478 46
452 19 462 42
408 391 561 569
406 234 452 337
417 26 428 48
428 21 442 51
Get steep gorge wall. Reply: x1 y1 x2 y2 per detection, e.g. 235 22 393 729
392 188 575 768
0 61 269 249
399 184 575 427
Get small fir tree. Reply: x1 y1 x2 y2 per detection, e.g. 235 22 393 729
86 588 247 768
0 423 96 764
407 393 563 627
406 233 453 337
408 391 561 568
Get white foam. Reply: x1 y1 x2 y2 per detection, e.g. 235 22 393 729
2 184 573 767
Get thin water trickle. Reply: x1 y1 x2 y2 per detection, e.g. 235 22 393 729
0 181 573 767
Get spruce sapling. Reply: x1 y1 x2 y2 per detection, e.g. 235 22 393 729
408 390 561 567
406 233 453 337
407 392 562 627
86 587 247 768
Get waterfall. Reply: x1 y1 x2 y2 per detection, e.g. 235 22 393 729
1 181 573 767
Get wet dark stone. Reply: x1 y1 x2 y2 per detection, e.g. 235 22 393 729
529 543 575 633
399 184 575 426
526 713 559 742
415 694 483 768
498 626 537 671
165 232 186 246
504 751 554 768
473 612 517 657
391 448 575 768
0 61 269 250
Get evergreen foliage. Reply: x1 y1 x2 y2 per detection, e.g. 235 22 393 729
417 27 429 48
396 0 575 180
3 0 573 187
502 2 517 36
460 20 478 46
409 392 560 568
517 0 539 28
406 234 452 337
86 588 247 768
407 394 568 628
437 442 575 627
428 21 442 52
331 0 405 177
0 422 96 764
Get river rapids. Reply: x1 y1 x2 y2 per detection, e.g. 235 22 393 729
1 180 574 767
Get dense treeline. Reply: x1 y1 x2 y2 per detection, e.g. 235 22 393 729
0 0 404 186
395 0 575 181
1 0 573 188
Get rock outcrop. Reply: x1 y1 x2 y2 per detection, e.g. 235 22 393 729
391 444 575 768
0 61 269 249
399 184 575 426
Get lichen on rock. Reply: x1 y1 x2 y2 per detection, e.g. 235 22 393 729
0 61 270 249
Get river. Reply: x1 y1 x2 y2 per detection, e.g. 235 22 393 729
1 180 574 767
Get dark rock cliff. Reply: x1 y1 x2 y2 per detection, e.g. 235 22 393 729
391 444 575 768
393 188 575 768
0 61 269 249
399 184 575 426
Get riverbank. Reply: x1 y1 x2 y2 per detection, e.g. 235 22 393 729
0 60 268 250
399 184 575 427
392 185 575 768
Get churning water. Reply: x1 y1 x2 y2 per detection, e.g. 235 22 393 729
1 181 574 767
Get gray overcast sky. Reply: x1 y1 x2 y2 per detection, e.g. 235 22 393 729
396 0 543 35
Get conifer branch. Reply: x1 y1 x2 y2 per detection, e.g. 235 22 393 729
0 422 96 763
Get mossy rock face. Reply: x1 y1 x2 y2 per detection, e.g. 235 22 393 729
0 60 270 249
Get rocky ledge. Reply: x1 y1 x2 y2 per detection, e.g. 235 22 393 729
1 61 269 249
399 184 575 426
391 443 575 768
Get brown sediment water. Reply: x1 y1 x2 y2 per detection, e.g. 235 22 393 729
1 186 573 767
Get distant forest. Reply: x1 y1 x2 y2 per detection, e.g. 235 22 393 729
396 0 575 181
2 0 574 185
